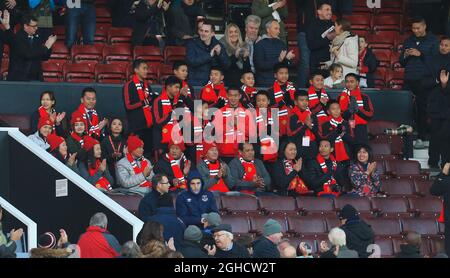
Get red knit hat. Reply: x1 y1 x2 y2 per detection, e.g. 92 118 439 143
168 139 186 152
83 136 99 152
47 134 65 152
127 134 144 153
202 141 218 157
38 116 54 130
71 111 87 127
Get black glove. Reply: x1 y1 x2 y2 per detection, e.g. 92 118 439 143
336 124 343 134
349 96 359 114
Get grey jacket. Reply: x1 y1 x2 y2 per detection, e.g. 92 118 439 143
115 156 154 196
28 131 49 150
197 159 236 191
228 158 271 192
337 245 359 258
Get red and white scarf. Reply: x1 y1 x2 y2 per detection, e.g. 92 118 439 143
133 74 153 128
159 90 187 144
284 159 310 194
166 153 187 190
289 106 316 141
316 154 340 197
241 85 257 108
71 132 85 147
256 108 278 162
182 80 192 98
201 81 228 105
77 104 100 137
329 116 350 162
239 156 257 182
204 159 229 193
307 86 329 124
126 153 151 188
38 106 56 134
272 81 295 136
339 88 366 125
88 159 112 191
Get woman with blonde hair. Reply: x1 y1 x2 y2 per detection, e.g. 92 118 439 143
219 23 250 86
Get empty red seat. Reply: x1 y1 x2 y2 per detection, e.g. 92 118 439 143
249 215 287 235
71 44 104 63
50 41 70 62
107 194 142 215
373 15 401 32
365 218 402 237
159 64 173 83
0 114 31 135
42 61 63 82
94 25 109 44
401 218 439 237
371 197 412 217
375 238 395 258
221 215 250 235
343 14 372 31
108 27 132 45
380 178 416 197
258 196 297 215
353 0 374 13
334 197 373 215
103 44 132 64
371 135 404 156
287 216 326 237
296 196 335 216
96 7 112 24
324 217 340 232
163 46 186 64
367 32 397 50
408 197 442 218
386 69 405 89
369 141 393 156
53 25 66 41
377 0 404 14
95 63 126 84
134 45 163 63
220 195 259 215
373 67 387 88
413 180 433 197
430 237 446 256
372 49 392 68
373 159 387 177
368 120 399 136
63 63 95 83
385 160 424 179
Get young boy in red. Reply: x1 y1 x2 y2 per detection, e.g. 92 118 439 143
308 72 330 125
240 71 258 109
200 67 228 108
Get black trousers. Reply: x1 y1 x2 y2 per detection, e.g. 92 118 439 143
135 127 153 158
404 80 429 141
429 118 446 166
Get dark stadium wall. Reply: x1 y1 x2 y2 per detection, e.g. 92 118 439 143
4 138 134 244
0 81 414 125
0 131 10 199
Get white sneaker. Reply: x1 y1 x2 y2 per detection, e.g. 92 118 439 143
414 139 426 149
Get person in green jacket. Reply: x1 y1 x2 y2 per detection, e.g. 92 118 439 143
251 0 288 43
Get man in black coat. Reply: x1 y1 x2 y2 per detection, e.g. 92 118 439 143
166 0 204 46
431 162 450 256
306 2 335 76
185 20 230 86
7 14 56 81
179 225 209 258
204 224 250 258
395 231 423 258
339 204 375 258
423 37 450 168
137 174 173 221
252 219 282 258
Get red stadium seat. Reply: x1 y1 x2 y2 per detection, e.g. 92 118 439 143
385 160 425 179
2 44 9 59
386 69 405 89
107 194 142 215
375 238 395 258
221 215 251 235
400 218 439 237
288 30 297 46
63 63 95 83
373 67 387 88
430 237 446 256
220 195 260 215
374 159 387 177
372 49 392 68
367 32 397 50
334 197 373 215
258 196 298 215
71 44 104 63
96 7 112 24
95 63 126 84
373 15 401 32
369 141 393 156
0 58 8 80
50 41 70 62
53 26 66 42
376 0 405 14
102 44 132 64
364 218 402 238
249 215 288 235
134 45 163 63
353 0 374 13
368 120 399 136
296 196 335 216
287 216 327 237
164 46 186 64
108 27 132 45
395 33 411 52
408 197 443 218
324 217 340 232
413 180 433 197
352 29 369 39
42 61 63 82
379 178 416 198
370 135 404 157
159 64 173 83
0 114 32 135
288 46 300 65
392 237 432 257
371 197 412 217
343 14 372 31
390 52 402 69
126 62 160 84
94 25 109 44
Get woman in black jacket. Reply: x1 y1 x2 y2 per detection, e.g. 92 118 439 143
100 117 127 185
271 141 309 196
358 37 378 88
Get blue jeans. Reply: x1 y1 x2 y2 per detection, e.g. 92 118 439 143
66 3 96 48
297 32 310 88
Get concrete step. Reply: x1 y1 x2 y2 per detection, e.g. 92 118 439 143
413 148 429 159
410 158 429 170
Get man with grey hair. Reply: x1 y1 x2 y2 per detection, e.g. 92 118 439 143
244 15 262 73
204 224 250 258
253 219 283 258
254 19 295 87
120 241 143 258
77 212 121 258
319 227 359 258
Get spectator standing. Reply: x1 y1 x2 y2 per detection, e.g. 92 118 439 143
400 17 439 149
253 20 295 87
77 212 121 258
358 37 378 88
186 20 230 86
220 23 250 87
251 0 288 43
243 15 262 73
65 0 96 49
252 219 283 258
295 0 316 87
7 14 56 81
166 0 204 46
306 2 335 77
107 0 135 28
28 0 58 40
130 0 168 47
